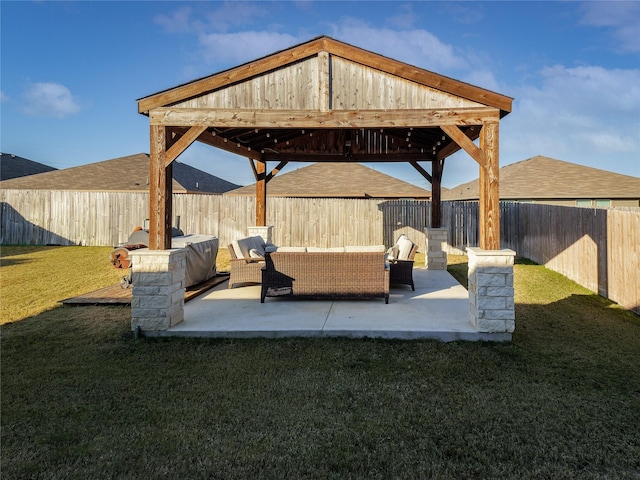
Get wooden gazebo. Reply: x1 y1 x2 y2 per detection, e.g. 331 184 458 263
137 36 512 251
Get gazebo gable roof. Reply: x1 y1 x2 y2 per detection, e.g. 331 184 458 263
137 36 512 116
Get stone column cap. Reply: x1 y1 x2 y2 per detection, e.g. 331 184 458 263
467 247 516 257
424 226 448 231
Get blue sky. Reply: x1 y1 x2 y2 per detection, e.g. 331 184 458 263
1 1 639 189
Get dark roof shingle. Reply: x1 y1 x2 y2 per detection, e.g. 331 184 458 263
0 153 239 194
0 153 57 180
443 156 640 201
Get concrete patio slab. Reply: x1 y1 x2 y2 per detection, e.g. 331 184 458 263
152 268 511 342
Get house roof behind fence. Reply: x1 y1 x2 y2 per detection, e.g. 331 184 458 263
0 153 57 180
443 155 640 200
225 162 431 199
0 153 240 194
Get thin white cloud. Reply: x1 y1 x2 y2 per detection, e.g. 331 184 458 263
154 6 195 34
21 82 82 118
536 65 640 114
329 19 468 73
388 3 418 29
202 2 268 32
199 31 299 66
0 91 8 103
156 5 472 84
462 69 501 93
446 2 485 25
442 62 640 186
579 1 640 53
501 63 640 172
154 2 269 35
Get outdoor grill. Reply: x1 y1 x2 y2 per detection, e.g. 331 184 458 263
110 227 219 289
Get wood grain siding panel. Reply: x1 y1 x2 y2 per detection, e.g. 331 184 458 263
330 57 484 110
174 57 320 111
138 38 326 113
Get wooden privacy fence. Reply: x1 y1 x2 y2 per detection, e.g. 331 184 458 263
502 203 639 315
1 189 638 312
0 190 429 248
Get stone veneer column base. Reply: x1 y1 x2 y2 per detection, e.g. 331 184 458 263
130 249 186 334
467 247 516 334
425 227 448 270
248 225 274 244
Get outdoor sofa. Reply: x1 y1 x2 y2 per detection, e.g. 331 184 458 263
261 245 390 303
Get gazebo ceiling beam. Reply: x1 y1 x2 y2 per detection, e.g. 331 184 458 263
149 107 500 129
381 129 450 155
195 129 263 160
241 130 311 150
212 127 455 157
261 153 434 162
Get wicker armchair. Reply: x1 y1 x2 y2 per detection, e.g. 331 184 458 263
227 243 265 288
388 236 418 291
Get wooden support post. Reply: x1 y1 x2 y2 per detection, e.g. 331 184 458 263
431 159 444 228
256 160 267 226
149 124 172 250
479 121 500 250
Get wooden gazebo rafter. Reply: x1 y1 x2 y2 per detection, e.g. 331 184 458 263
138 36 512 251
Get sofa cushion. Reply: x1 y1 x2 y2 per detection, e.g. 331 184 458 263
396 235 414 260
276 246 307 252
249 248 265 259
249 236 266 254
236 236 266 258
230 240 243 259
345 245 386 253
307 246 345 252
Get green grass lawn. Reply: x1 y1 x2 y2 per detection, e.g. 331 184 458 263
1 247 639 479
